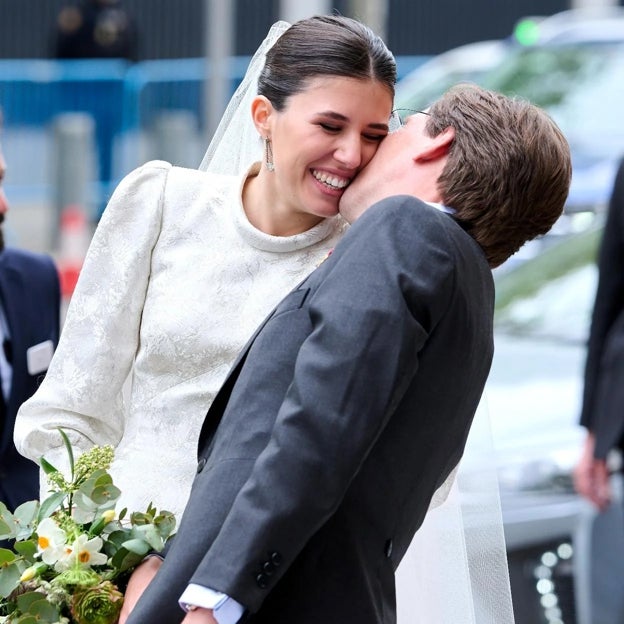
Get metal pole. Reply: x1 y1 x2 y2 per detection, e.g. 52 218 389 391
347 0 388 40
204 0 235 146
52 112 97 235
278 0 331 23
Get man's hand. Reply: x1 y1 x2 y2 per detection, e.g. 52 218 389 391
118 556 163 624
573 432 611 511
182 607 219 624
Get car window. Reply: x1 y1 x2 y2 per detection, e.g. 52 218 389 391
494 228 601 343
482 42 624 159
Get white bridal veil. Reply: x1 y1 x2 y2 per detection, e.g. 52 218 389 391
198 19 515 624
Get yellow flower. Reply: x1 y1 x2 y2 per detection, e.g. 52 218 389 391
20 566 36 582
101 510 116 524
19 562 47 582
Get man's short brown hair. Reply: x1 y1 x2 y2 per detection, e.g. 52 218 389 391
427 84 572 268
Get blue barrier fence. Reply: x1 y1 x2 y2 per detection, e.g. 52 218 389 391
0 56 428 216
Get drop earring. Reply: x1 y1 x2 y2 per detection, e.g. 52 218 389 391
264 137 275 172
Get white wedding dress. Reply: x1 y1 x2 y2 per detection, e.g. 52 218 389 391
14 160 346 518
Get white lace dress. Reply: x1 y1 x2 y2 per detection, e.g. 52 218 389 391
14 160 347 520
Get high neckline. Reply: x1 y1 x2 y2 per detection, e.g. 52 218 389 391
232 163 343 253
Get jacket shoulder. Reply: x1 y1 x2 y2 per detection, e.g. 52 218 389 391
2 247 57 273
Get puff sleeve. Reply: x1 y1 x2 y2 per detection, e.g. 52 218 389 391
14 161 171 496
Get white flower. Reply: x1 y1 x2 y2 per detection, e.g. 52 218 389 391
65 534 108 568
36 518 67 565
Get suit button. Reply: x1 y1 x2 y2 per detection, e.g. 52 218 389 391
262 561 275 575
270 551 282 566
196 458 207 473
385 539 393 558
256 573 269 589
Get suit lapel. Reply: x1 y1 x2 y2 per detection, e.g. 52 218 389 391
197 300 284 453
197 265 323 455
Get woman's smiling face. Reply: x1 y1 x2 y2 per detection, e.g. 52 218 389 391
261 75 393 227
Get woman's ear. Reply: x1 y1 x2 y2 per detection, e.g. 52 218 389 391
415 127 455 163
251 95 274 136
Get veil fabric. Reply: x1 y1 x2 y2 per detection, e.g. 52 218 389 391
198 19 515 624
396 397 515 623
198 21 291 174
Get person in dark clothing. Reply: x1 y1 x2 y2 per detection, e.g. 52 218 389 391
0 110 61 547
574 158 624 511
53 0 137 61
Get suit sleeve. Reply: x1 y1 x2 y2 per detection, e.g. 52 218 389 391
580 158 624 429
42 254 62 345
14 161 171 492
190 199 458 611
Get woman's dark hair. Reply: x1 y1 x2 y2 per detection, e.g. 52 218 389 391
258 15 396 111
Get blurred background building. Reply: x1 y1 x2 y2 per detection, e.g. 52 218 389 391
0 0 577 59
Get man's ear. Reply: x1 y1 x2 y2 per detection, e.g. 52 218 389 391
414 127 455 163
251 95 274 136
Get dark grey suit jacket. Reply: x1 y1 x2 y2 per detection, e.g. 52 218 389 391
580 157 624 458
127 196 495 624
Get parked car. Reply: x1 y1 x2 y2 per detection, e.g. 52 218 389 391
524 6 624 45
394 9 624 264
392 39 509 117
489 226 624 624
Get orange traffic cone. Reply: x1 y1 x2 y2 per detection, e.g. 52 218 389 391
56 205 91 300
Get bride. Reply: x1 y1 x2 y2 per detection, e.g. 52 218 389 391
14 15 394 517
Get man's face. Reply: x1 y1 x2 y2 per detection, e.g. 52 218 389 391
339 112 440 223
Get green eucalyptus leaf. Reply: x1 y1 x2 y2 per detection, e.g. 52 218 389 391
39 457 58 476
154 513 176 539
37 491 67 521
0 548 17 564
111 547 143 572
129 512 152 526
16 616 40 624
0 562 22 598
89 484 121 506
13 539 37 561
15 591 47 612
132 525 163 552
92 471 114 487
121 538 150 556
0 503 16 540
57 428 75 481
106 530 130 547
29 597 60 622
73 491 99 513
13 502 39 541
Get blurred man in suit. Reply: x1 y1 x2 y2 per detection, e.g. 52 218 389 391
0 109 61 533
575 158 624 511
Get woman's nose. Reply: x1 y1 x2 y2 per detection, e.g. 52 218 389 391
334 135 362 169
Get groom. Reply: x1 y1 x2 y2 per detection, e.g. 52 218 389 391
124 85 571 624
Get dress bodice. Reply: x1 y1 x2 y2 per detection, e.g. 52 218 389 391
14 160 347 519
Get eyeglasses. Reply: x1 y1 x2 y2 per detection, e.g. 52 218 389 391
389 108 431 132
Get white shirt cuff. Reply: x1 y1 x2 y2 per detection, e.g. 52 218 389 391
179 584 245 624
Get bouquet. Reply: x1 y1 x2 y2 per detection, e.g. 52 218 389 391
0 430 176 624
